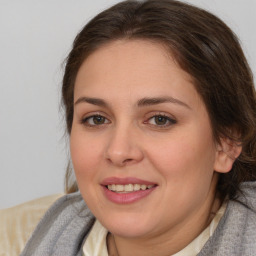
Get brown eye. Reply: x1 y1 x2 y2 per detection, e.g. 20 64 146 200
93 116 106 125
81 115 110 126
147 115 177 127
154 116 168 125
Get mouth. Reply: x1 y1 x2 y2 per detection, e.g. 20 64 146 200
106 184 155 193
101 177 157 204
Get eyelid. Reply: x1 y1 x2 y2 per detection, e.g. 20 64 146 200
143 112 177 128
80 112 111 127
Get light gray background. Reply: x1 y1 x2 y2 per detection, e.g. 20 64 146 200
0 0 255 209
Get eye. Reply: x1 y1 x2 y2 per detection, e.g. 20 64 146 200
147 115 177 127
81 115 110 126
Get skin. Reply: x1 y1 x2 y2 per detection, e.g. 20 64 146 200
70 40 237 256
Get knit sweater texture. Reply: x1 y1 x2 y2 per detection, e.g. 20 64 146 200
20 182 256 256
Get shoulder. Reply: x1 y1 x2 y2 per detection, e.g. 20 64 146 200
239 181 256 210
199 182 256 255
0 193 63 256
20 192 95 256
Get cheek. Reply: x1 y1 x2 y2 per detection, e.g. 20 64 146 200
149 134 217 212
70 130 103 183
148 127 216 182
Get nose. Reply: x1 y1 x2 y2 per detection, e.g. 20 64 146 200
104 124 144 167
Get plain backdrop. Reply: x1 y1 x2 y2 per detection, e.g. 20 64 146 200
0 0 255 209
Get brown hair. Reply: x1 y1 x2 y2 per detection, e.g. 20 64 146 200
62 0 256 200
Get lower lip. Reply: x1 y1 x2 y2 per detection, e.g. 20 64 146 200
102 186 157 204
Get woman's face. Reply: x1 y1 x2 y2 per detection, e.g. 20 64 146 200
70 40 222 239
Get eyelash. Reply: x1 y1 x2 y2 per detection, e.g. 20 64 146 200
145 114 177 128
80 114 110 127
80 113 177 128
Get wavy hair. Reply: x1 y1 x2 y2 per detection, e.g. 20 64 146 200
62 0 256 200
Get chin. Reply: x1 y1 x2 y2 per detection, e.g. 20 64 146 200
98 213 155 238
110 224 153 239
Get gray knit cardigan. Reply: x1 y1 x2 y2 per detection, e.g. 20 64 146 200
20 182 256 256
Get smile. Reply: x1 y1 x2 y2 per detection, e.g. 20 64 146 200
107 184 154 193
101 177 157 204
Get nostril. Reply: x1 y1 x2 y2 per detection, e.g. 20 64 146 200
124 158 133 163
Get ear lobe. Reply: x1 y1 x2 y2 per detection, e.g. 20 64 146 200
214 137 242 173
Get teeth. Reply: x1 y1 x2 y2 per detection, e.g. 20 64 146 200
125 184 133 192
141 185 146 190
107 184 154 193
134 184 140 191
116 185 124 192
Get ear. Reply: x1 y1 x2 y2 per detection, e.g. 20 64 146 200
214 137 242 173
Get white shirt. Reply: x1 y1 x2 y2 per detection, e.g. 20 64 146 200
83 202 226 256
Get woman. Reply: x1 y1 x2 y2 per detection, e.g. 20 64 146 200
21 0 256 255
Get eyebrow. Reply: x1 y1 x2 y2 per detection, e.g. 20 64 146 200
74 96 191 109
74 97 108 107
137 97 191 109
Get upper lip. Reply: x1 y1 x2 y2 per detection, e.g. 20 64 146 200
101 177 157 186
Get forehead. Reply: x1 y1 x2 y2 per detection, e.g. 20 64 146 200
74 39 201 107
